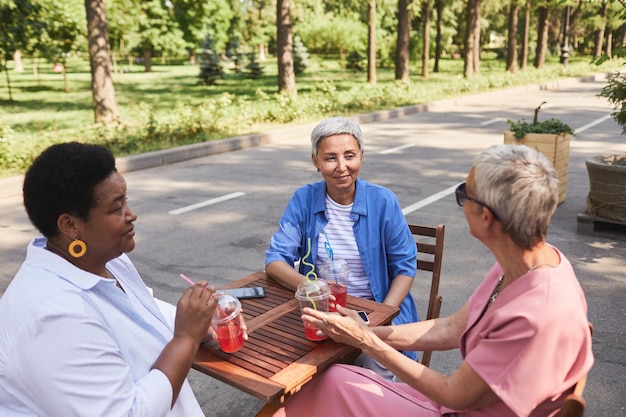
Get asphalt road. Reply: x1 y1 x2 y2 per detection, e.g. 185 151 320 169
1 75 624 416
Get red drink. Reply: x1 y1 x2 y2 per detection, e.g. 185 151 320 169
216 324 244 353
328 283 347 312
304 321 328 341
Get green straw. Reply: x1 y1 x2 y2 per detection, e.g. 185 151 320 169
301 237 319 310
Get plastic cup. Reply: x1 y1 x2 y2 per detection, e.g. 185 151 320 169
319 259 349 312
211 293 245 353
295 280 331 341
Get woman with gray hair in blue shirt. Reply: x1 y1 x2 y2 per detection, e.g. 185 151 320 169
265 117 419 379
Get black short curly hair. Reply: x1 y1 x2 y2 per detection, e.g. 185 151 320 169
23 142 117 238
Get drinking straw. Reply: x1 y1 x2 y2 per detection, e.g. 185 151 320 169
180 273 195 286
300 237 319 310
180 273 209 294
301 237 318 282
180 273 228 316
321 226 339 285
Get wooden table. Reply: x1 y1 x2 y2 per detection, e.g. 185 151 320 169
192 271 399 413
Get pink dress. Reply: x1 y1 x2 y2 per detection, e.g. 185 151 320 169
273 247 593 417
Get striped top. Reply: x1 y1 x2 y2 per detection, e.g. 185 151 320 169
316 194 373 299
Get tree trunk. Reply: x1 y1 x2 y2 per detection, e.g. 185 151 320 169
395 0 411 82
143 48 152 72
368 0 377 84
13 50 24 72
433 0 443 73
463 0 480 78
277 0 296 96
520 0 530 70
472 3 480 75
606 28 612 58
422 0 431 78
593 0 608 59
2 55 14 102
534 6 549 69
506 3 518 73
85 0 119 124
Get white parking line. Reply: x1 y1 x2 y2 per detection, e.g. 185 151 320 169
480 118 503 126
574 114 612 134
168 192 246 215
402 183 461 215
379 144 415 154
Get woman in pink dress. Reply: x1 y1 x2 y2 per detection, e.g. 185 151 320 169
272 144 593 417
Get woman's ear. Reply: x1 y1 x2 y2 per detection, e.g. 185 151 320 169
56 213 79 238
311 154 319 171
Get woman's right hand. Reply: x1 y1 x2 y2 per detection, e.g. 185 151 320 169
174 280 217 345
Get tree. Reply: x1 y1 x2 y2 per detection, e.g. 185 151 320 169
506 2 519 73
85 0 119 124
593 0 609 59
0 0 42 101
422 0 431 78
395 0 411 82
198 31 224 85
40 0 85 93
534 5 548 69
135 0 186 73
433 0 443 73
277 0 296 96
293 35 310 75
463 0 480 77
520 0 530 70
170 0 232 64
367 0 377 84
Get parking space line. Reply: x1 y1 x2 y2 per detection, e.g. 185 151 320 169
574 114 612 134
168 192 246 215
402 183 461 215
379 144 415 154
480 118 503 126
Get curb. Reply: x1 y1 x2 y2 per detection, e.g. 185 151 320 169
0 72 610 200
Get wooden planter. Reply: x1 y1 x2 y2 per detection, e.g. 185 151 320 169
504 131 571 204
585 155 626 222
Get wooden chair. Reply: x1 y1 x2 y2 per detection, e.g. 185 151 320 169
408 224 445 368
556 323 594 417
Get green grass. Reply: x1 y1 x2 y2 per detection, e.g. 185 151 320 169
0 53 621 178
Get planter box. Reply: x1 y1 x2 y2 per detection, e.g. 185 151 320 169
585 156 626 222
504 131 570 204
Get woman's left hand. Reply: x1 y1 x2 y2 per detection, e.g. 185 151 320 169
302 305 372 347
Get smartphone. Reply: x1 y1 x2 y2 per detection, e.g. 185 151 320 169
216 287 265 300
357 311 370 324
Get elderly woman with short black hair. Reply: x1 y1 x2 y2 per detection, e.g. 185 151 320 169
0 142 229 416
271 144 593 417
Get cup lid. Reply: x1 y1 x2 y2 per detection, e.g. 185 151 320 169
295 279 330 301
211 293 242 324
320 258 350 276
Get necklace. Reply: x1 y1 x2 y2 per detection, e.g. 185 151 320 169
487 263 555 308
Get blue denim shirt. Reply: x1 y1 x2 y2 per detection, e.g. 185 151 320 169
266 179 418 359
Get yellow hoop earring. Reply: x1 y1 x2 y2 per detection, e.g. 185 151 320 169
68 239 87 258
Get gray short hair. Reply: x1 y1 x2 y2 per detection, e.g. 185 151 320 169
472 144 559 249
310 117 364 156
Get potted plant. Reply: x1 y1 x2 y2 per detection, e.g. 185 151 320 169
505 102 575 204
584 47 626 224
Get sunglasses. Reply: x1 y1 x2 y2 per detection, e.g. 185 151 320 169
455 182 501 221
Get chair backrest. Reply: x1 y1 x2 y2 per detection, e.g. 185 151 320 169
555 323 594 417
408 224 445 367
